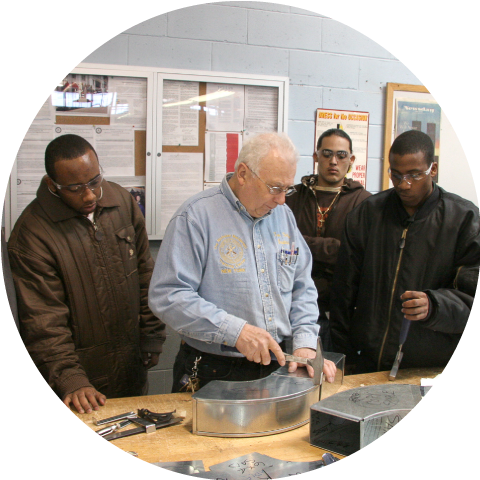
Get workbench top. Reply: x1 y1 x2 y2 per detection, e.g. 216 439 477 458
75 367 441 468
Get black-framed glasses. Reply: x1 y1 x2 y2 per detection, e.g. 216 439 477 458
50 170 104 195
388 163 433 185
246 164 296 196
318 149 351 161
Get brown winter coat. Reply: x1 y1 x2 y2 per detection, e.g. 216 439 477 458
285 176 371 309
8 178 165 399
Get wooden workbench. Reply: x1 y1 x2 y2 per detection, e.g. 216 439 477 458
75 367 441 467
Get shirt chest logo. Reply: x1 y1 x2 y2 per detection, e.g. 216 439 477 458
274 232 290 245
215 234 247 272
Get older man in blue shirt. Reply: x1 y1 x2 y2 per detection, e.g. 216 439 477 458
149 133 336 392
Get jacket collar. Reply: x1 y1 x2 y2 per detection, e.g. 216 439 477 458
37 176 121 223
301 175 364 192
392 182 440 224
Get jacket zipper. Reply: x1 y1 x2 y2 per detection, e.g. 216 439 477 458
90 215 103 241
453 266 463 289
377 226 409 371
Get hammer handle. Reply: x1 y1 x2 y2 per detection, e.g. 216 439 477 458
221 344 310 365
283 353 311 366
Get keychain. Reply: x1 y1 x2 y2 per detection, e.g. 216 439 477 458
179 356 202 393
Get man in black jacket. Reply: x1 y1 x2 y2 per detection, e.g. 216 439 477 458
330 130 480 373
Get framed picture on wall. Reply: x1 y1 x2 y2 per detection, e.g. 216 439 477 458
382 83 441 190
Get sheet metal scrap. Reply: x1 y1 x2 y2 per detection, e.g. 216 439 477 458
322 453 340 465
209 453 326 479
151 460 206 475
151 453 332 478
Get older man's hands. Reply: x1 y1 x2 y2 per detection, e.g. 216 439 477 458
235 324 337 383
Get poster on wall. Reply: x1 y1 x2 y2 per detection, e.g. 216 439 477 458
314 109 370 188
395 98 441 168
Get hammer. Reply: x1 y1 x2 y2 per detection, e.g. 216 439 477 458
221 337 325 386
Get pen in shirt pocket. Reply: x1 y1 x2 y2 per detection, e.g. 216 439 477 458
287 242 298 265
280 243 298 265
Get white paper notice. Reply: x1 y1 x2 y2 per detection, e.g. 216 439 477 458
244 85 278 136
53 125 95 142
162 80 199 146
94 126 135 176
110 77 147 128
206 83 244 132
160 152 203 234
205 132 242 182
35 97 55 123
15 124 55 216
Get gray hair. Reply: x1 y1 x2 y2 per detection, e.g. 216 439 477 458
234 132 299 172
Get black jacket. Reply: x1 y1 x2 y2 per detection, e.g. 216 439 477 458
330 185 480 373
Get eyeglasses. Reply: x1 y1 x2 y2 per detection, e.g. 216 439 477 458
318 149 351 161
50 171 104 195
388 163 433 185
246 164 296 196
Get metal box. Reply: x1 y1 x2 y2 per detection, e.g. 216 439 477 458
192 352 345 437
310 384 429 456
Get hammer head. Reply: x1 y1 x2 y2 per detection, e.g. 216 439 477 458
311 337 324 386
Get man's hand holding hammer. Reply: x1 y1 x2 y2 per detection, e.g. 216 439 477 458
235 324 337 383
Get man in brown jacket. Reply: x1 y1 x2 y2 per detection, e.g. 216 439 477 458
8 134 166 414
286 129 370 350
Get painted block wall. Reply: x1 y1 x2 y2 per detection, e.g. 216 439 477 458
83 2 422 193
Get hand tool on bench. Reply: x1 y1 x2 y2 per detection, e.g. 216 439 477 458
95 419 133 437
389 317 411 381
95 410 156 434
94 409 183 441
221 337 325 387
94 411 136 426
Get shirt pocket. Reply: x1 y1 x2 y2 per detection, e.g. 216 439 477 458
115 225 138 277
277 252 296 293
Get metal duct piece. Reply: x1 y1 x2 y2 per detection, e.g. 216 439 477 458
192 352 345 437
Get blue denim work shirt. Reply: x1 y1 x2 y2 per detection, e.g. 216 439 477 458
149 173 319 356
